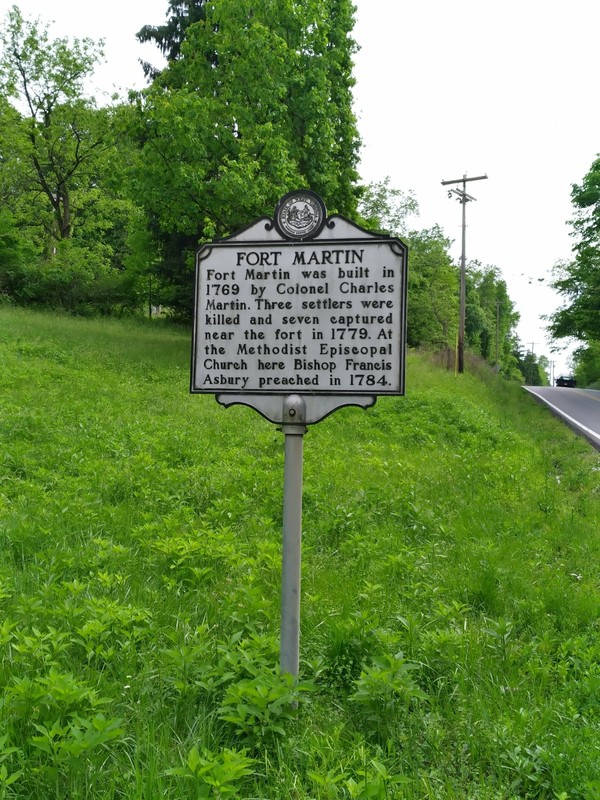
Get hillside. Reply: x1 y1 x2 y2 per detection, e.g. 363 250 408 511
1 307 599 799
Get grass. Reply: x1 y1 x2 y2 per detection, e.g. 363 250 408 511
1 306 600 798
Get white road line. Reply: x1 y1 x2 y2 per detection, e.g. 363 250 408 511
525 388 600 446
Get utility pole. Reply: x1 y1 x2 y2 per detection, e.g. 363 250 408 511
528 342 539 385
441 173 488 373
495 300 500 369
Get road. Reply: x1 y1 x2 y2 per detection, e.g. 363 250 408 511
525 386 600 450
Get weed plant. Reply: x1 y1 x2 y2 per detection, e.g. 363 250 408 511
1 308 600 798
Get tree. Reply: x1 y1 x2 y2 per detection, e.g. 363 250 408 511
0 206 36 300
129 0 361 316
357 176 419 236
549 157 600 342
537 354 551 386
571 341 600 388
0 6 107 245
137 0 210 79
143 0 360 211
358 180 458 351
357 179 523 374
466 263 520 373
516 349 547 386
405 226 459 350
0 8 152 314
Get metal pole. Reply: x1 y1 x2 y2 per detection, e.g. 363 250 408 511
279 395 307 679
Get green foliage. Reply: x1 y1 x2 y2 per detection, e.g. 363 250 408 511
2 309 600 797
549 155 600 385
0 734 23 798
218 670 302 745
129 0 361 317
357 176 419 236
358 180 524 373
29 715 124 760
465 263 519 369
406 225 459 349
515 347 549 386
137 0 211 78
317 615 380 691
349 653 427 739
0 238 136 314
550 158 600 345
572 340 600 388
344 756 411 799
0 7 150 316
0 209 36 301
166 745 255 797
2 668 110 723
0 7 106 242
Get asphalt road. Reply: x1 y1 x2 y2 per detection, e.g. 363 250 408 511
524 386 600 450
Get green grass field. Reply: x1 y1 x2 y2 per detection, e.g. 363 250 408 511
1 307 600 799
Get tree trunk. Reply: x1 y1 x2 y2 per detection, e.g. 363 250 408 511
58 189 71 239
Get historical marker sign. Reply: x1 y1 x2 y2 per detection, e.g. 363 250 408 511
191 191 408 400
190 192 408 680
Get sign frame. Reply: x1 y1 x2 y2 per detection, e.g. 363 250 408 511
191 199 408 411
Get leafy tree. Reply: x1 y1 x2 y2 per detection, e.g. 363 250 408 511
137 0 206 80
550 254 600 343
357 176 419 236
0 7 151 314
549 157 600 342
0 6 106 245
129 0 361 317
357 180 458 350
137 0 210 79
0 207 36 301
466 263 520 373
359 180 523 375
516 349 547 386
506 339 549 385
571 341 600 388
406 226 459 350
537 354 551 386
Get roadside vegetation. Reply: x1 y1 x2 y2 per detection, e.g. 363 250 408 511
0 3 551 385
1 308 599 798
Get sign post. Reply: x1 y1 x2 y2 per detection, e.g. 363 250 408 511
191 191 408 678
279 395 306 678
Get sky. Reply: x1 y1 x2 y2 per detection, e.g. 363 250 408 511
2 0 598 379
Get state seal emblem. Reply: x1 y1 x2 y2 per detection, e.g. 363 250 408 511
274 190 327 241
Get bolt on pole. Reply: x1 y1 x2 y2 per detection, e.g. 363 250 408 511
441 173 488 374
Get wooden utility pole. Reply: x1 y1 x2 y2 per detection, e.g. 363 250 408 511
441 173 488 373
496 300 500 368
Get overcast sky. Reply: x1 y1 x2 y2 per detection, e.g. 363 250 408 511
3 0 597 377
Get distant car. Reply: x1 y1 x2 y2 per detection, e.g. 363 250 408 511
556 375 576 387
